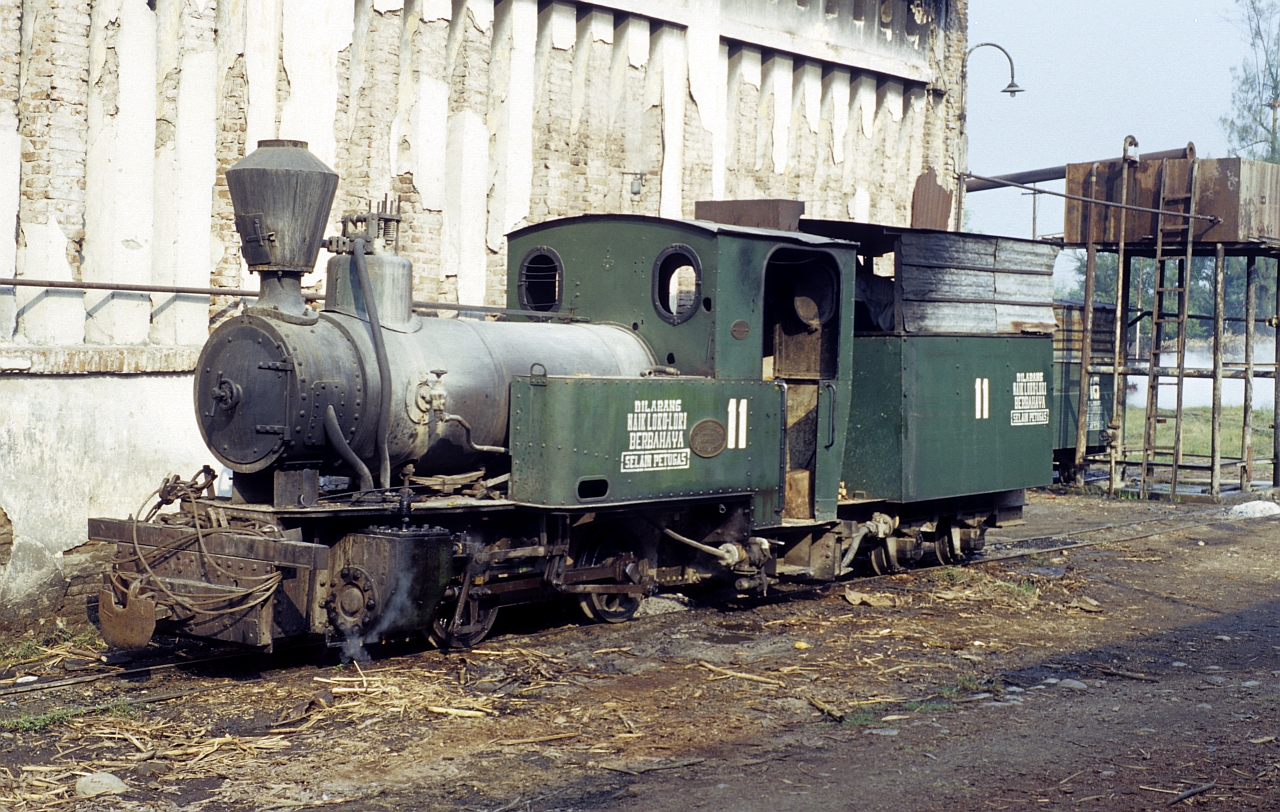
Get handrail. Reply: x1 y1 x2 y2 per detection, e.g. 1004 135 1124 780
0 277 588 322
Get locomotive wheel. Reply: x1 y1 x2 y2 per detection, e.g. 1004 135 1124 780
868 544 896 576
933 522 962 566
429 596 499 649
575 530 642 624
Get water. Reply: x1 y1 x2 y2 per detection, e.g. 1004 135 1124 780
1124 340 1277 409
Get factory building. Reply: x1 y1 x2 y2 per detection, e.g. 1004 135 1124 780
0 0 966 630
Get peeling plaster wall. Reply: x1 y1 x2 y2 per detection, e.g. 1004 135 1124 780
0 375 212 631
0 0 966 631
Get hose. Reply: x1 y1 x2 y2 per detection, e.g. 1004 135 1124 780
839 525 871 572
324 404 375 492
662 527 737 564
353 237 392 490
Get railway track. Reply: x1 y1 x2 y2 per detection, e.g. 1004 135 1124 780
0 506 1259 701
975 507 1230 562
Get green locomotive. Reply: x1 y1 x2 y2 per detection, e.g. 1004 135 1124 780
92 143 1060 653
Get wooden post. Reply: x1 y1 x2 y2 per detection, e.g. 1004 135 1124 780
1109 143 1135 496
1111 252 1133 494
1242 254 1257 491
1074 165 1099 474
1273 257 1280 488
1210 244 1225 499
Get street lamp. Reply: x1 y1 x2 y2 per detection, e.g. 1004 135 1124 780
955 42 1024 228
960 42 1024 128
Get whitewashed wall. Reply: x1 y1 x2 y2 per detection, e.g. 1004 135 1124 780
0 0 966 630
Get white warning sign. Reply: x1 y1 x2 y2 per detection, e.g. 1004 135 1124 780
621 399 691 472
1086 376 1103 432
1010 371 1049 426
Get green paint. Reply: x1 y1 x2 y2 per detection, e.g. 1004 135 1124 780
508 376 785 509
845 335 1054 502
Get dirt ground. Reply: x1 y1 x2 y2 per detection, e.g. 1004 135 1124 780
3 491 1280 812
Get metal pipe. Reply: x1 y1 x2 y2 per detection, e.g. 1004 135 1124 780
1273 256 1280 489
323 404 374 492
1109 137 1136 496
352 238 392 490
1074 164 1099 473
1243 255 1257 492
661 527 736 565
961 173 1222 224
439 414 508 455
964 147 1192 192
0 277 589 322
1211 244 1225 499
0 277 280 299
1087 364 1275 380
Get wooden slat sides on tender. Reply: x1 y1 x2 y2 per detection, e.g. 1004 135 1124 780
897 233 1058 335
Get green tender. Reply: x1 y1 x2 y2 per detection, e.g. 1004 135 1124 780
1051 362 1114 453
844 335 1054 502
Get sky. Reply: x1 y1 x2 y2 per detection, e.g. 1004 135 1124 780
964 1 1264 405
963 1 1247 246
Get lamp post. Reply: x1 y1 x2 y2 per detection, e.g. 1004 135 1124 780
955 42 1023 229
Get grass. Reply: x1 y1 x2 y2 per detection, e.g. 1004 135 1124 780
994 578 1039 599
1 629 105 671
0 698 138 733
940 674 985 698
839 704 888 727
1123 405 1276 465
0 640 42 670
937 567 980 586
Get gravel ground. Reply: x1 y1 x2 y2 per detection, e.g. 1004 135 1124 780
2 491 1279 811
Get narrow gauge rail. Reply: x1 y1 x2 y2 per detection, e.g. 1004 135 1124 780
9 508 1235 703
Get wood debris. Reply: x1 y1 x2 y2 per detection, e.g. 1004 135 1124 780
697 661 785 687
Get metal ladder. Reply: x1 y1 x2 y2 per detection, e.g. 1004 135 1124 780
1140 158 1198 498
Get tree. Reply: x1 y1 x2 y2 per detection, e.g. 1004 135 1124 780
1057 251 1270 345
1221 0 1280 162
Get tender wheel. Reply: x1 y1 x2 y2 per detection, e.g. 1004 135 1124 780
429 596 499 649
933 523 962 566
575 529 642 624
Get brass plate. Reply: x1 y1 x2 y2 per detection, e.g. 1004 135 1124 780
689 418 727 458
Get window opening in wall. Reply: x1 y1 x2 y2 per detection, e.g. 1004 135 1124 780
652 245 702 325
518 247 563 313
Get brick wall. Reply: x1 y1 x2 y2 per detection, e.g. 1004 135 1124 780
0 0 964 350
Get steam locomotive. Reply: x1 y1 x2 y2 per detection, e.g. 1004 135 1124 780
91 141 1066 652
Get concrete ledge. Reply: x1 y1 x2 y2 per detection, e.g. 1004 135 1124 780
0 345 202 375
